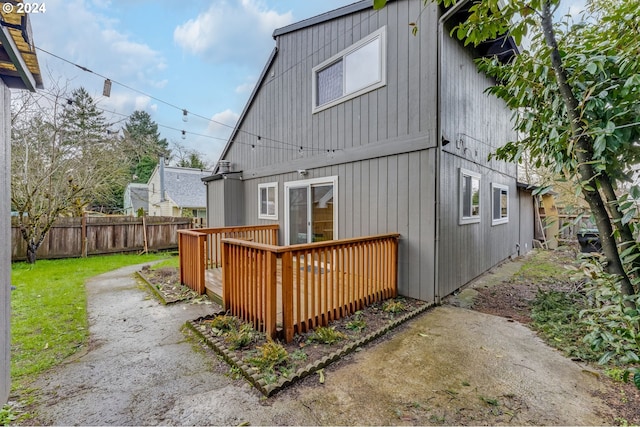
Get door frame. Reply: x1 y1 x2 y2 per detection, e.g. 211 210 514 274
284 175 338 245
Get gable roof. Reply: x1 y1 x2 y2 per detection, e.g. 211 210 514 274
125 183 149 212
0 2 43 91
213 0 517 174
161 167 211 208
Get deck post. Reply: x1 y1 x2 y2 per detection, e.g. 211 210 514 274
390 237 398 298
264 249 278 339
221 240 231 310
281 250 294 342
178 232 185 286
197 234 206 294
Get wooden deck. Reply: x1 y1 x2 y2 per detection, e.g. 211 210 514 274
179 225 399 342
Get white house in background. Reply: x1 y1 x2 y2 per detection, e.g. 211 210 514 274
147 162 211 219
123 183 149 216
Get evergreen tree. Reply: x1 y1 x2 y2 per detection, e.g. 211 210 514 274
121 110 169 183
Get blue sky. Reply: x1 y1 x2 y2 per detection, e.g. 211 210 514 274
30 0 585 166
30 0 357 166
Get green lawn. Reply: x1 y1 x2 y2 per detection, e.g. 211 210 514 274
10 253 171 395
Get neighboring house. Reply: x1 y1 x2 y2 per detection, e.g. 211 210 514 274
123 183 149 216
148 161 210 220
0 4 43 404
203 0 534 304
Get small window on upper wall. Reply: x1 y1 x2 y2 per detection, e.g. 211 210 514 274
459 168 481 225
258 182 278 220
312 26 386 113
491 183 509 225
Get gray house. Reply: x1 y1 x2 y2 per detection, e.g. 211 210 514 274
203 0 533 304
0 5 43 404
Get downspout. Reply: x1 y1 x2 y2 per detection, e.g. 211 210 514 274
435 0 469 304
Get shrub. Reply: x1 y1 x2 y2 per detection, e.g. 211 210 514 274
245 340 289 373
307 326 347 345
579 258 640 389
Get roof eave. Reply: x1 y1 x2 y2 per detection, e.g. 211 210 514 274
214 47 278 174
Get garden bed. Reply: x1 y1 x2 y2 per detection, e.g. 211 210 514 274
186 297 432 396
137 265 209 305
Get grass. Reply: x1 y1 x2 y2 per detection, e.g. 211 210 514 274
148 255 179 270
10 253 170 397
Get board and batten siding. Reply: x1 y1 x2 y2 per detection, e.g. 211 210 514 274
206 178 245 227
1 80 11 404
222 0 439 179
239 151 437 302
437 25 520 297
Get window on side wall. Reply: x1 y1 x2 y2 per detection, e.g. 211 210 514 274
258 182 278 220
491 183 509 225
312 26 386 113
459 169 481 225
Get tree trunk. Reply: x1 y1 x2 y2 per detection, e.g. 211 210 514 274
26 241 37 264
598 173 640 290
540 1 636 300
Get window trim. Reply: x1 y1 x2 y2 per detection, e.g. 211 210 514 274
491 183 509 225
258 182 278 220
459 168 481 225
312 26 387 113
284 176 338 245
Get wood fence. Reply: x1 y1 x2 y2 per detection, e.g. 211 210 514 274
177 225 279 295
11 216 194 261
221 233 399 342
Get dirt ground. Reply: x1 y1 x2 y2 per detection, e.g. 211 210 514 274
19 251 640 425
448 248 640 425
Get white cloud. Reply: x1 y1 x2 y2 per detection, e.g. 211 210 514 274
236 79 256 94
173 0 293 64
31 0 168 98
208 109 240 134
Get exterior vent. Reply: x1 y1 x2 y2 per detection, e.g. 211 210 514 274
218 160 231 174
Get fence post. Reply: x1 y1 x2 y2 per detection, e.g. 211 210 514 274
81 213 87 257
281 250 294 343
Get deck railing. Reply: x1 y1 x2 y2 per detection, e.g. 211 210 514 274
178 225 279 294
221 234 399 342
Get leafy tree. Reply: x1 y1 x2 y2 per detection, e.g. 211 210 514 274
11 85 126 263
59 87 128 213
374 0 640 300
171 141 210 169
121 110 169 183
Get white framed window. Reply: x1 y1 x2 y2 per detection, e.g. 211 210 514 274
459 168 481 225
491 183 509 225
312 26 386 113
258 182 278 220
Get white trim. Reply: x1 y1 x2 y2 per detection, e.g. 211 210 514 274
284 176 338 245
491 183 509 225
312 26 387 113
459 168 481 225
258 182 278 220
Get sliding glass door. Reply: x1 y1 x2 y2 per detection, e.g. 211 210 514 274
285 177 337 245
